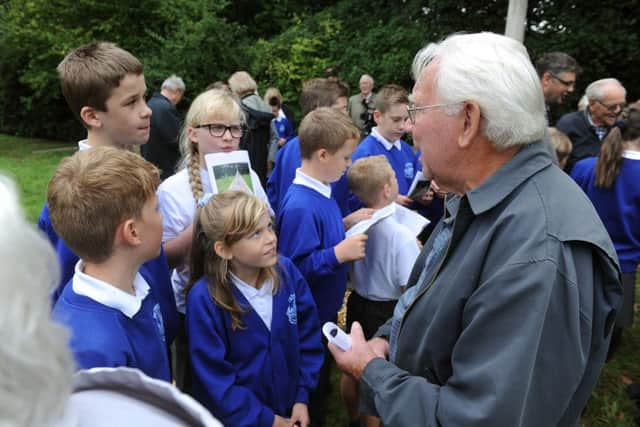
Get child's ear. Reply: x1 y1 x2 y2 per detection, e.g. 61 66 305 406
213 241 232 260
382 182 392 199
373 109 382 125
187 127 199 145
80 106 101 129
117 219 140 247
316 148 329 162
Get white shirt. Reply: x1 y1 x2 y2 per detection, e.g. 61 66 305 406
623 150 640 160
350 203 421 301
72 261 150 318
292 168 332 199
229 272 274 331
77 139 91 151
370 127 402 151
157 167 272 313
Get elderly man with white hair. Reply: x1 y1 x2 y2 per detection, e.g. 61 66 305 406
330 32 622 427
557 78 627 172
348 74 376 135
142 74 186 180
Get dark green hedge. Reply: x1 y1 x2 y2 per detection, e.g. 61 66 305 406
1 0 637 141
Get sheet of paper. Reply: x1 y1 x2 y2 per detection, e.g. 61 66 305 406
204 150 254 195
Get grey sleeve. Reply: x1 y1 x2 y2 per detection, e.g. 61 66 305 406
360 246 597 427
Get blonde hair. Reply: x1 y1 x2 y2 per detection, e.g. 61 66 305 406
47 147 160 263
0 175 74 426
57 41 143 122
187 191 279 330
298 107 359 159
177 89 244 202
228 71 258 98
375 84 410 114
347 155 396 206
548 127 572 163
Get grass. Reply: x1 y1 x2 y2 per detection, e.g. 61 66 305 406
0 134 75 221
2 133 638 426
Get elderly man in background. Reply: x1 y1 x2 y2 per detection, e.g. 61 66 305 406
142 75 185 180
330 32 621 427
557 78 627 172
348 74 376 136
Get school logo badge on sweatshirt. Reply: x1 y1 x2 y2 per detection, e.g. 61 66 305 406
404 162 414 179
286 293 297 325
152 304 166 343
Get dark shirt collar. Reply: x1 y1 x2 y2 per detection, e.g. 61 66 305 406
447 140 552 217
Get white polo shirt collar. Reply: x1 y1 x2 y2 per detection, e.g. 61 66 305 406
77 140 91 151
230 272 274 331
293 168 332 199
72 261 150 318
623 150 640 160
371 127 402 151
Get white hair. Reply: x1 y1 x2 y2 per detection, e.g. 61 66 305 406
359 74 374 85
0 175 75 426
412 32 547 149
161 74 186 92
585 78 626 102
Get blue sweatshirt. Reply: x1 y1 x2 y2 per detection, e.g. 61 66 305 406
37 203 178 345
571 155 640 273
187 256 323 427
349 133 421 212
276 184 347 323
53 280 171 381
266 137 350 216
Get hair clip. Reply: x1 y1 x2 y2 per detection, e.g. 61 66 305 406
197 193 214 208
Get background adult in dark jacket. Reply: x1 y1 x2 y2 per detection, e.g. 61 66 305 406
556 78 626 172
142 75 185 180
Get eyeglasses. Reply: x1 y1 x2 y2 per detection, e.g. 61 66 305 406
550 73 575 88
195 123 243 138
595 100 626 113
406 102 462 124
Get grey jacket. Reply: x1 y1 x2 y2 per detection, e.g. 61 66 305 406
360 141 622 426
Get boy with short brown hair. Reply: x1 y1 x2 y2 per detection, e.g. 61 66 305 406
276 107 366 427
50 147 170 381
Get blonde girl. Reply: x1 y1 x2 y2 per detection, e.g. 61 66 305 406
186 191 323 427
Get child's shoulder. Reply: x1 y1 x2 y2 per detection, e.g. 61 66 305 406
158 168 190 194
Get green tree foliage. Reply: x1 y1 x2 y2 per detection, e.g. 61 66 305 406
0 0 638 140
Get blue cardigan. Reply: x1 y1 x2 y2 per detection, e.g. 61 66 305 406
571 156 640 273
53 281 171 381
187 256 323 427
38 203 178 345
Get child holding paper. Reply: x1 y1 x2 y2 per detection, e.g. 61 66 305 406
157 88 271 388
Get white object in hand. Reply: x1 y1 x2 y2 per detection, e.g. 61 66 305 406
322 322 352 351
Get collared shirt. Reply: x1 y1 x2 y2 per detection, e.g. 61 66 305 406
370 127 402 151
77 139 91 151
292 168 332 199
230 272 274 331
586 109 609 141
360 140 622 426
72 261 150 318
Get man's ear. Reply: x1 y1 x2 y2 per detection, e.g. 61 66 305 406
541 71 553 87
214 241 232 260
458 101 482 149
80 106 101 129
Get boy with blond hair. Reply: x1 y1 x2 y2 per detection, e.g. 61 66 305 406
50 148 170 381
549 127 573 170
342 155 423 427
276 107 367 427
36 42 177 350
350 84 421 210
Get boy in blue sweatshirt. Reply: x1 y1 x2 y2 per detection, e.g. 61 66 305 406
35 42 178 346
276 107 367 426
50 148 171 382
